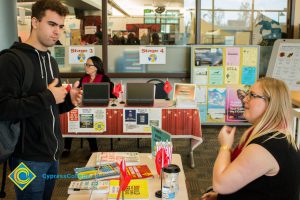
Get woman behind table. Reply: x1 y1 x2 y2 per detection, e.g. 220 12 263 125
62 56 116 157
202 77 300 200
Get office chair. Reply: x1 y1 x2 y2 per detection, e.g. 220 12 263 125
146 79 168 99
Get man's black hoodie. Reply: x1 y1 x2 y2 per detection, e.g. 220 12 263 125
0 42 74 162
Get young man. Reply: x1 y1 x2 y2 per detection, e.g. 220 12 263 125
0 0 82 199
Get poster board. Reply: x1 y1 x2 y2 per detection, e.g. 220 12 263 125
266 39 300 90
191 45 260 125
123 108 162 133
68 108 106 133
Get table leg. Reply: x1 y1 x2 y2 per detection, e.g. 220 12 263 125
189 137 203 168
190 151 195 168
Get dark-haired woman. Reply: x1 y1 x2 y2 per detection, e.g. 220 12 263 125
62 56 115 157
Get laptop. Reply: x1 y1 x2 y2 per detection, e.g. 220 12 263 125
82 83 110 106
126 83 155 106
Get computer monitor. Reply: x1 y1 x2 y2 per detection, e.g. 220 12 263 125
126 83 155 106
82 83 110 106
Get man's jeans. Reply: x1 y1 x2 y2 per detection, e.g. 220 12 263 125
9 157 58 200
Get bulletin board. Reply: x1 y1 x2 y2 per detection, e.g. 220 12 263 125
266 39 300 90
191 45 260 125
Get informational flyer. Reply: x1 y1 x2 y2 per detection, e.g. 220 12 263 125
226 85 248 122
84 26 97 34
139 47 166 64
194 48 223 66
242 47 258 67
226 47 240 66
209 67 223 85
193 67 208 85
123 108 162 133
225 66 239 84
195 85 207 104
69 46 95 64
271 43 300 90
54 46 65 67
122 49 146 72
207 88 226 123
68 108 106 133
198 104 207 123
241 66 257 85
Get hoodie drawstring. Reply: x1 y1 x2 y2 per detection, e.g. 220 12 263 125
34 49 44 79
47 52 54 79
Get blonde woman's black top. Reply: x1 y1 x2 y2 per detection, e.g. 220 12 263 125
217 132 300 200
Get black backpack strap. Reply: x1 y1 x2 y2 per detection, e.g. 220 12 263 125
0 49 33 152
0 49 33 95
0 160 7 198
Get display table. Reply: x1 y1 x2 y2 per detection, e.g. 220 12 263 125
291 90 300 107
60 100 202 168
67 153 188 200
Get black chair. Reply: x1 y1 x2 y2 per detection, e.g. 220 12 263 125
146 79 168 99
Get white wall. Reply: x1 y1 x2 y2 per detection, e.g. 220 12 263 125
294 0 300 38
17 17 31 42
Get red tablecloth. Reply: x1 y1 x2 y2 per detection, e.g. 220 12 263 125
60 108 201 138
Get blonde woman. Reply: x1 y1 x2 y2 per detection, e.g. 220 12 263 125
202 77 300 200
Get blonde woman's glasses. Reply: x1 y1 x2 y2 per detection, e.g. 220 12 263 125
246 91 269 101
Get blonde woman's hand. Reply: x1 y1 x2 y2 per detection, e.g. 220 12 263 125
201 191 218 200
218 125 236 149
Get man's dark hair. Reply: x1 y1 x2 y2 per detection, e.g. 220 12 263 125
31 0 69 20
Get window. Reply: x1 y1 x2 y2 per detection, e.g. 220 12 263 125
200 0 289 45
144 9 156 24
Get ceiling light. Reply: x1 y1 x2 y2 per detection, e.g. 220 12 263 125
155 6 165 14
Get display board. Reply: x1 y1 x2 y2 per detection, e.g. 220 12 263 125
191 45 260 125
266 39 300 90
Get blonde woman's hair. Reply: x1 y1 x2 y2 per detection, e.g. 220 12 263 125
240 77 297 149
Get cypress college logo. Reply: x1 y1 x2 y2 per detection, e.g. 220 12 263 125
8 162 36 190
